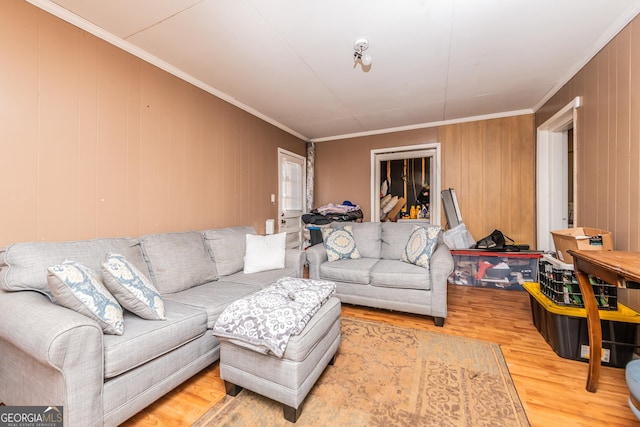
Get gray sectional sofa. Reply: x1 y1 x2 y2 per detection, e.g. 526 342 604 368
0 226 304 427
306 221 454 326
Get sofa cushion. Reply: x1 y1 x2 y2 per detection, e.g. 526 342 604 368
381 222 443 260
101 253 166 320
47 260 124 335
140 231 217 294
0 238 147 300
319 258 378 284
162 281 261 328
322 226 361 262
401 226 441 268
380 222 420 260
243 233 286 274
332 222 381 259
370 259 431 290
202 226 257 276
102 300 207 378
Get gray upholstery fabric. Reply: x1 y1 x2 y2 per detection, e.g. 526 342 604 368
220 297 341 409
307 221 454 323
331 221 382 258
428 244 455 318
0 289 104 427
103 332 218 427
334 280 434 314
103 300 207 378
380 221 421 260
370 259 431 290
202 226 256 276
306 243 328 280
163 281 261 328
0 225 317 426
0 238 147 299
281 297 341 362
140 231 218 294
319 258 378 284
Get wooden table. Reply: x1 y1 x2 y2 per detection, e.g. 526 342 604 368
569 250 640 392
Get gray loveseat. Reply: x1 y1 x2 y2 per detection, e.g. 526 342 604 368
0 226 304 426
306 221 454 326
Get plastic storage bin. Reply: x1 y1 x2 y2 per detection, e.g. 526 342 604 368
449 250 542 291
524 282 638 368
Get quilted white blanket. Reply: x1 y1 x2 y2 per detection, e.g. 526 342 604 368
212 277 336 357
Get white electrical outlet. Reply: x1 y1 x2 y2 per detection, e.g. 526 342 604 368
580 345 610 363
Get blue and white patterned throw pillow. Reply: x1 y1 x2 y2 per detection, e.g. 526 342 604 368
401 226 441 269
322 226 361 262
102 253 166 320
47 260 124 335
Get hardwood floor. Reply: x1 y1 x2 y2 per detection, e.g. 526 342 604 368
122 284 640 427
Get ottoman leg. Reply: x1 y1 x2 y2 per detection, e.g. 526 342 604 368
225 381 243 397
283 404 301 423
328 353 337 365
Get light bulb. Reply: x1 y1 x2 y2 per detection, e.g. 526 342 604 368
361 53 372 66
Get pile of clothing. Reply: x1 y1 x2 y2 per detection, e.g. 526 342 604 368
302 201 363 225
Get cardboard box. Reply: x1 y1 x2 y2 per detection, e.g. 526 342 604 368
551 227 613 264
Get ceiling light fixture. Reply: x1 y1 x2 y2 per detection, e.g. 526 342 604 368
353 38 372 67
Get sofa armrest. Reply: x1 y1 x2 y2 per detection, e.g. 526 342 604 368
429 243 455 318
0 290 104 426
285 248 306 278
305 244 327 279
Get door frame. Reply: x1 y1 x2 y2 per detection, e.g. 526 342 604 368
370 143 442 224
536 96 581 251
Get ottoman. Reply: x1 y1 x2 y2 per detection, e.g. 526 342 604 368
220 295 341 423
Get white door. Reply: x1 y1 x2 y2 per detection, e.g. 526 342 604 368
278 148 306 249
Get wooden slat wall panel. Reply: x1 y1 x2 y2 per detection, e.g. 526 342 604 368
439 116 536 247
630 21 640 250
0 1 306 246
537 16 640 251
614 28 631 251
37 11 81 241
315 117 535 248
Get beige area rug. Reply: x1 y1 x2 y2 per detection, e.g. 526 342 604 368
193 317 529 427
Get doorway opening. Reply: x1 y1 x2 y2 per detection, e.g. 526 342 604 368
370 144 441 224
536 97 580 251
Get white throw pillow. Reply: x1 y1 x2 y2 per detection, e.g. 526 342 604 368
243 233 287 274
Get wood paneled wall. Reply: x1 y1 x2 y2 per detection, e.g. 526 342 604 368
536 15 640 251
315 116 536 247
439 115 536 247
0 1 305 247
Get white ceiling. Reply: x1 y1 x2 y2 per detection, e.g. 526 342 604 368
31 0 640 141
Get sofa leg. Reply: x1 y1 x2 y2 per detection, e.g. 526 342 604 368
433 317 445 327
328 353 337 365
224 381 243 396
283 404 301 423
